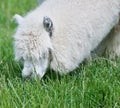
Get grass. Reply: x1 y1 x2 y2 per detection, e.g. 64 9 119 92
0 0 120 108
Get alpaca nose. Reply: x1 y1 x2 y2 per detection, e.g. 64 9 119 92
22 67 32 82
32 65 46 79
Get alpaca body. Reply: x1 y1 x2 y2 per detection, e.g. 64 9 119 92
13 0 120 78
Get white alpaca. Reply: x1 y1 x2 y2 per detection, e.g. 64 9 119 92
13 0 120 78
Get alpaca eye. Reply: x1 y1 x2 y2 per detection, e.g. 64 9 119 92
43 16 53 33
45 23 50 29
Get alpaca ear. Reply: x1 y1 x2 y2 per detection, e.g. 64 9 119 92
13 14 24 24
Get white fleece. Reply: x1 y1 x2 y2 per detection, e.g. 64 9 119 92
13 0 120 78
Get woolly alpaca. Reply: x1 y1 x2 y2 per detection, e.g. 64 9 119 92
13 0 120 78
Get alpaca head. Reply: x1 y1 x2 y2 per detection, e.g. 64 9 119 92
13 14 54 79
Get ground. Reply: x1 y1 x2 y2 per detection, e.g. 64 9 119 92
0 0 120 108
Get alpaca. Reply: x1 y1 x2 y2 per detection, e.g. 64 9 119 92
13 0 120 78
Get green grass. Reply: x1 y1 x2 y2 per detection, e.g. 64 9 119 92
0 0 120 108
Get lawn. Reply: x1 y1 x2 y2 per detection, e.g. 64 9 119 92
0 0 120 108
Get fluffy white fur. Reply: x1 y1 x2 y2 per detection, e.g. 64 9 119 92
13 0 120 78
